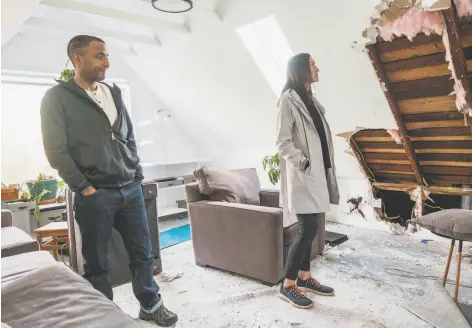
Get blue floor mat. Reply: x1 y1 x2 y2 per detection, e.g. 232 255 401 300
159 224 191 249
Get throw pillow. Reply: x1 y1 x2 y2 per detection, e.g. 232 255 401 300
194 166 260 205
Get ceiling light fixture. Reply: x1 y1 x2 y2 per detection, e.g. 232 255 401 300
151 0 193 13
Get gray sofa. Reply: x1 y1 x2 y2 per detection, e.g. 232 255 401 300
185 168 325 286
1 209 39 258
1 250 141 328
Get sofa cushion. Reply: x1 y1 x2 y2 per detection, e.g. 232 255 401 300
1 226 39 257
194 166 261 205
1 263 141 328
2 251 56 285
413 209 472 241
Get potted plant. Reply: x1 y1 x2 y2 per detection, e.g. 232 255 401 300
25 174 65 224
26 173 59 205
1 183 21 201
262 153 280 186
59 68 75 81
59 59 75 81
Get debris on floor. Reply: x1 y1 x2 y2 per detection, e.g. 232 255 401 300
159 272 183 283
114 222 472 327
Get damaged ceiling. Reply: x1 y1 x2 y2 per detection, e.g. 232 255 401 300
345 1 472 212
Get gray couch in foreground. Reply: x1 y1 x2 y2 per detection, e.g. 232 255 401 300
1 250 140 328
185 167 325 286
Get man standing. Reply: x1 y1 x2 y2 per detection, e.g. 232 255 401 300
40 35 178 327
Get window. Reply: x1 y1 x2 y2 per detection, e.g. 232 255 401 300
1 71 131 185
236 15 294 96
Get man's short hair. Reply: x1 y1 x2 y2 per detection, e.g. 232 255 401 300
67 35 105 61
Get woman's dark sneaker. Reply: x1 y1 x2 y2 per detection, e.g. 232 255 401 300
279 284 314 309
139 303 178 327
297 276 334 296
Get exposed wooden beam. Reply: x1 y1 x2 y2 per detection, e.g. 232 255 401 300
24 17 161 46
443 7 472 127
39 0 189 33
366 44 425 185
372 182 472 196
442 6 472 120
349 138 376 181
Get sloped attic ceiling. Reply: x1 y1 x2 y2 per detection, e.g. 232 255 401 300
347 0 472 202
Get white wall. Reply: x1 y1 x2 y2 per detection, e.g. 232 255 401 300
122 0 399 227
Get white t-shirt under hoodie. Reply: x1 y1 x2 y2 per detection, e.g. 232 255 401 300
85 83 118 125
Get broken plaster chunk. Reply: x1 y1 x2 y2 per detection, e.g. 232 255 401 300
420 0 451 11
387 129 402 144
381 82 388 92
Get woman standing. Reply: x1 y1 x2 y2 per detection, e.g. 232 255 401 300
276 53 340 309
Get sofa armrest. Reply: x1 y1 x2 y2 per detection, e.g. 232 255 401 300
188 201 284 284
259 189 279 208
1 210 13 228
185 183 208 203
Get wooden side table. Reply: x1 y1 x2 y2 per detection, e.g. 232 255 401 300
33 221 69 261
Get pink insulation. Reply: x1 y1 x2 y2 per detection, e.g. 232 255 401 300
454 0 472 18
379 6 445 41
443 25 472 117
365 1 472 118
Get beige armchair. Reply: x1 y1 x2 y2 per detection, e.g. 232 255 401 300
185 169 325 286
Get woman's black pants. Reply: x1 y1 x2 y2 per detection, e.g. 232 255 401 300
284 213 324 280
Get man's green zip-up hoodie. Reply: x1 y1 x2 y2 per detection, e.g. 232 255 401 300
40 79 143 193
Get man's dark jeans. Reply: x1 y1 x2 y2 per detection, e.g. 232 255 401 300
74 182 161 310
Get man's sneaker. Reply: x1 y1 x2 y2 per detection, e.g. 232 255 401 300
278 284 314 309
297 276 334 296
139 303 178 327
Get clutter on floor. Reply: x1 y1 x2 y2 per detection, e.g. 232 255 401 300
114 222 472 328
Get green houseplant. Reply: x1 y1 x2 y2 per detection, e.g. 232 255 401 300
59 68 75 81
59 59 75 81
26 173 64 223
262 153 280 185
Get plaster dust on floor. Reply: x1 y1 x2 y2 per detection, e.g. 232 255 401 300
113 222 472 328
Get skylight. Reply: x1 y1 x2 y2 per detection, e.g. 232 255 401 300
236 15 294 96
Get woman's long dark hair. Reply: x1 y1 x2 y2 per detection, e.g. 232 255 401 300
279 53 312 106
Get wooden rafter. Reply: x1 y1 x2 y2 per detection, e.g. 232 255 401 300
349 138 376 181
373 182 472 196
442 5 472 127
366 44 424 185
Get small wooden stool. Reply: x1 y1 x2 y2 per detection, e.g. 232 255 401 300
443 238 463 303
413 209 472 304
33 221 69 261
